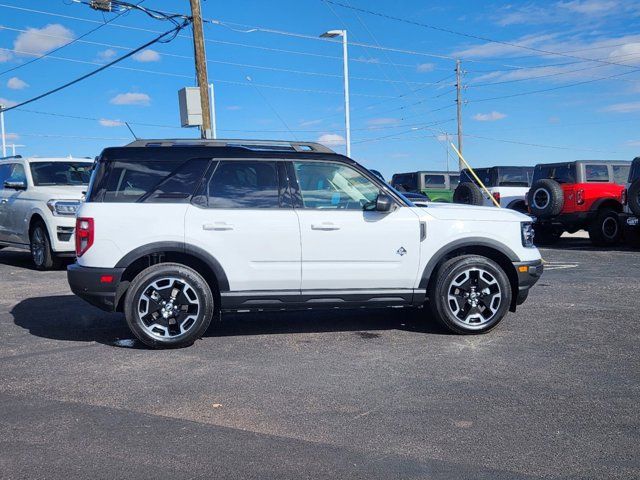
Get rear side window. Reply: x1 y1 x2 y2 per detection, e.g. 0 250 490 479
533 164 575 184
207 161 280 208
461 168 492 187
94 158 208 203
391 173 417 192
423 174 445 187
496 167 534 187
585 164 609 183
612 165 630 185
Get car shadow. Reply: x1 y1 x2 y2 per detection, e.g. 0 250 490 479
11 295 449 349
0 248 74 271
537 236 638 252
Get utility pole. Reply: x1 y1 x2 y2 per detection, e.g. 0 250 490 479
189 0 212 139
0 105 6 157
209 83 217 139
455 59 463 171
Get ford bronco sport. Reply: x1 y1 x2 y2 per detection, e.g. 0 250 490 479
67 139 542 348
621 156 640 246
527 160 630 245
0 155 93 269
390 170 459 202
453 166 534 212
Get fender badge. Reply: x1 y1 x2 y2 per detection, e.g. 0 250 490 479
396 247 407 256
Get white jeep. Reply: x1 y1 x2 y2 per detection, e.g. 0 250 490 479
0 155 93 269
67 140 543 348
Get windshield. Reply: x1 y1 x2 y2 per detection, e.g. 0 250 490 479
496 167 534 187
30 162 93 186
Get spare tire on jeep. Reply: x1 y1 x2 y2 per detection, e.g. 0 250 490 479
528 179 564 217
628 178 640 216
453 182 483 206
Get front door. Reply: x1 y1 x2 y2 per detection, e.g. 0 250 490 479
184 159 301 292
291 160 421 291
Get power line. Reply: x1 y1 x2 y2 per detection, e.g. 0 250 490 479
1 20 190 113
323 0 639 69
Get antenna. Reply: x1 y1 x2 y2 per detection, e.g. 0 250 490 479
125 122 139 140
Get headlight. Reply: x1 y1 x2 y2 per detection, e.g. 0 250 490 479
521 222 535 248
46 200 81 216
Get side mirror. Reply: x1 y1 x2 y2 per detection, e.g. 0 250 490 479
375 193 393 212
4 180 26 190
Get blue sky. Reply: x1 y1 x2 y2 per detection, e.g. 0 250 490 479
0 0 639 177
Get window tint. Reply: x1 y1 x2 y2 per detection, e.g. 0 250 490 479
612 165 630 185
461 168 492 187
101 159 208 203
423 174 446 187
294 161 380 210
30 162 92 186
449 175 460 188
496 167 534 187
0 164 11 187
207 161 280 208
532 164 575 184
6 163 26 184
585 164 609 182
391 173 417 192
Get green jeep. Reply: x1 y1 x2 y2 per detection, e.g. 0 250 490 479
390 171 460 202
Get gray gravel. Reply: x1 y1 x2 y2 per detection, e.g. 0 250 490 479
0 238 638 479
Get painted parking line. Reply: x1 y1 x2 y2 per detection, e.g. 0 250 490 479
543 262 579 271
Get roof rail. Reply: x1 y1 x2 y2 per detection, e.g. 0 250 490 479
0 155 22 160
124 138 335 154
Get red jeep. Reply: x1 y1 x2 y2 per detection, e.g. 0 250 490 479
527 160 631 245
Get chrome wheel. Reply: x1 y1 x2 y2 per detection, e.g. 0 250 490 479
447 268 502 326
31 227 46 266
137 277 201 340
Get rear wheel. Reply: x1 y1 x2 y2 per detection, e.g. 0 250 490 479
30 221 60 270
588 208 621 246
124 263 215 348
453 182 483 206
428 255 512 335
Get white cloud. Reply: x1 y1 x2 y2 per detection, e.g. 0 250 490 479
133 49 160 62
99 118 124 127
300 119 322 127
608 42 640 65
625 140 640 147
473 111 507 122
416 63 435 73
603 101 640 113
7 77 28 90
0 50 12 63
0 97 17 108
96 49 117 62
557 0 618 15
317 133 346 146
110 92 151 106
14 24 74 55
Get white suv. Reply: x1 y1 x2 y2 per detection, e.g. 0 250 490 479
67 140 543 348
0 156 93 269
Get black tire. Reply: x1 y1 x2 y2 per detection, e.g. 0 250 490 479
628 179 640 216
588 208 621 246
533 225 562 245
528 179 564 217
428 255 512 335
124 263 215 349
30 221 60 270
453 182 484 206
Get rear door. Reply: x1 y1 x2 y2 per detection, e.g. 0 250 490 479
291 160 421 290
184 159 301 292
1 163 30 244
0 164 11 242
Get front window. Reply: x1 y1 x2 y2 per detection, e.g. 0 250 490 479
29 162 92 186
461 168 492 187
2 163 26 185
585 164 609 183
294 161 380 210
612 165 631 185
423 174 446 188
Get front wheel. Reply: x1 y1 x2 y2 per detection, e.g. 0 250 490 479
30 221 60 270
428 255 512 334
124 263 215 348
588 208 621 246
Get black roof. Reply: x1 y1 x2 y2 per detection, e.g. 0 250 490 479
534 160 631 168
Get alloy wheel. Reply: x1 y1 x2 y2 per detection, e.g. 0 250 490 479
447 268 502 326
31 228 46 267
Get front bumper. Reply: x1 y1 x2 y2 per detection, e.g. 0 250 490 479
67 263 127 312
512 259 544 307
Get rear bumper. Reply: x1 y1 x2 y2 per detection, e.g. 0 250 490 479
67 263 126 312
512 260 544 307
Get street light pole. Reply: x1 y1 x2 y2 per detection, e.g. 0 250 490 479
0 106 6 157
321 30 351 157
209 83 217 139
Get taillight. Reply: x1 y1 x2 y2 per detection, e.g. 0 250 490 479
75 217 94 257
576 189 585 205
622 189 627 205
492 192 501 205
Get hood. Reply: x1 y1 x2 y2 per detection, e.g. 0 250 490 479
29 185 87 200
418 202 531 222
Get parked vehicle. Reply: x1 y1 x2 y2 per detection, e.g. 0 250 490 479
0 155 93 269
453 166 534 212
390 170 459 202
369 169 430 203
620 156 640 247
67 139 542 348
527 160 631 245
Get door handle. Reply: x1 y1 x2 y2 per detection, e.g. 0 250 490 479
311 222 340 231
203 222 234 231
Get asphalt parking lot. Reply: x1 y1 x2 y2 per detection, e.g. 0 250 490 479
0 238 638 480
